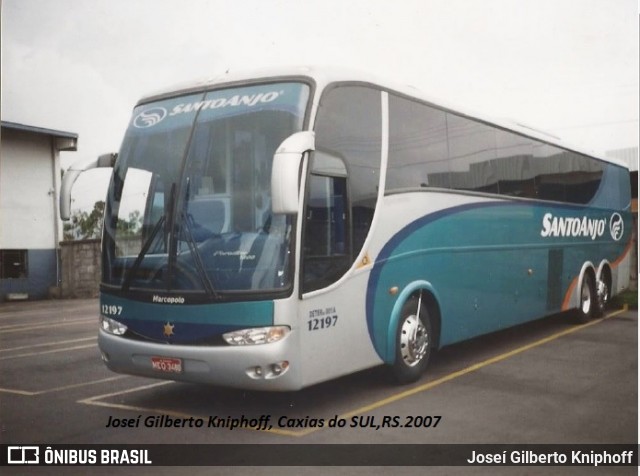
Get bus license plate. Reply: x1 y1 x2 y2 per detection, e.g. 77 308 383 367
151 356 182 373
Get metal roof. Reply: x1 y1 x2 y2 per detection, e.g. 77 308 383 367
1 121 78 140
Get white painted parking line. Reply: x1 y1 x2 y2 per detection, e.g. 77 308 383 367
0 343 97 360
38 376 127 394
0 387 38 396
0 317 94 330
0 318 95 334
0 337 95 353
0 376 127 396
78 381 174 406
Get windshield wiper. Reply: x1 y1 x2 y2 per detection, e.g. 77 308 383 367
121 214 166 292
175 177 217 298
179 210 217 298
122 182 176 292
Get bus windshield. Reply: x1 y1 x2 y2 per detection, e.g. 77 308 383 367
102 82 310 296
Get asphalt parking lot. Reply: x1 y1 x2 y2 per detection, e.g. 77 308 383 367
0 298 636 474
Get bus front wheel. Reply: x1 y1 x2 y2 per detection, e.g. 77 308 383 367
391 296 432 384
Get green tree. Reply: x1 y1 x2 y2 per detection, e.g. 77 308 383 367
116 210 143 238
63 201 105 240
63 201 144 241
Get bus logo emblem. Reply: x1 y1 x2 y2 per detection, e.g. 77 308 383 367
163 322 175 337
133 107 167 128
610 213 624 241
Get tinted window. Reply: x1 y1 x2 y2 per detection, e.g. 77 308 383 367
304 85 382 292
302 174 350 291
385 95 605 205
446 114 498 193
103 82 309 294
387 95 448 190
533 145 604 203
314 85 382 252
494 130 535 198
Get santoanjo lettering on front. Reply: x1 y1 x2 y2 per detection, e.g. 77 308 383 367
60 66 632 391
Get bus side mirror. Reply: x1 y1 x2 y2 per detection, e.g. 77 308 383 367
60 153 117 220
271 131 315 215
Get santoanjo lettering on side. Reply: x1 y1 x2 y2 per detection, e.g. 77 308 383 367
540 213 607 240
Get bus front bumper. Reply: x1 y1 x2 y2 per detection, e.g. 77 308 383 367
98 329 301 391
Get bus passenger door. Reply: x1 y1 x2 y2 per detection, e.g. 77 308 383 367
298 152 382 387
298 85 384 386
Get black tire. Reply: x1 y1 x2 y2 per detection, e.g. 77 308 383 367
574 272 596 324
391 297 432 384
594 270 612 318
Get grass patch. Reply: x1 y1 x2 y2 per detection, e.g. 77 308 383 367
611 289 638 310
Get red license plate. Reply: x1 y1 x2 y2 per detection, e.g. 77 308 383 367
151 356 182 373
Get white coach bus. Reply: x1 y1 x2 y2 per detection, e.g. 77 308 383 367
61 66 632 390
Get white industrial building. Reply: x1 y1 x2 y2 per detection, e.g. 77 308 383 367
0 121 78 300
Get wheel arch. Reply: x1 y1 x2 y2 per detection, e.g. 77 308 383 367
596 260 613 289
384 280 442 364
567 261 597 311
572 262 599 323
576 261 597 300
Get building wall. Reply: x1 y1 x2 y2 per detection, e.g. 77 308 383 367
606 147 639 172
606 147 638 290
0 249 58 299
0 128 62 300
1 128 61 248
60 239 101 298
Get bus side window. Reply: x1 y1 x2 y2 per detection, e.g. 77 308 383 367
303 174 350 292
305 85 382 293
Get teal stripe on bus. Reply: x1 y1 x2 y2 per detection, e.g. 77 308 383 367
366 200 630 362
100 293 273 343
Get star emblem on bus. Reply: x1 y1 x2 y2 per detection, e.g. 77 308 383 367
163 322 175 337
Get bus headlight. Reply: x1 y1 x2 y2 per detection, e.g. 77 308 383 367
100 315 128 336
223 326 290 346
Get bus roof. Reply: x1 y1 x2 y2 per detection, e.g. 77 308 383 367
137 65 628 169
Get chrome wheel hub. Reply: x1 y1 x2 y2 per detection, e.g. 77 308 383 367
596 279 608 311
399 314 428 367
581 280 592 315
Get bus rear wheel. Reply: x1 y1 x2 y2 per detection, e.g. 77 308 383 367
575 272 596 324
391 296 432 384
595 270 611 317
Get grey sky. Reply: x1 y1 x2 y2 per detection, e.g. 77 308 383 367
2 0 638 211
